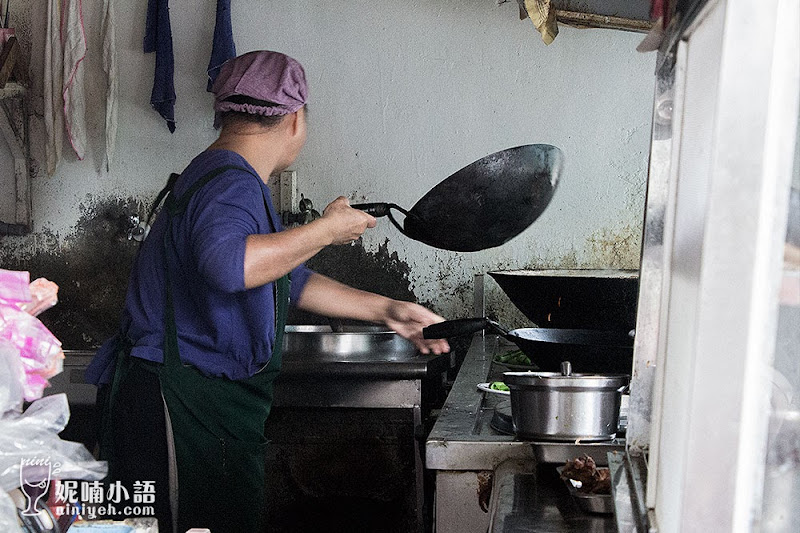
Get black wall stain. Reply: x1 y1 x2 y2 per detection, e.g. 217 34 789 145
1 197 144 349
288 239 418 325
2 198 421 347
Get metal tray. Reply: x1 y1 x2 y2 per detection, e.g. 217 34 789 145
283 325 416 360
534 440 624 464
556 466 614 515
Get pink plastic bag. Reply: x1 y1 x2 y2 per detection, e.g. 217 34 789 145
19 278 59 316
0 269 30 303
0 270 64 401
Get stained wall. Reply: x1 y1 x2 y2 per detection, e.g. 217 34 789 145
0 0 655 348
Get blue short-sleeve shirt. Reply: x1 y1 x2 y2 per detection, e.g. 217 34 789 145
86 149 313 383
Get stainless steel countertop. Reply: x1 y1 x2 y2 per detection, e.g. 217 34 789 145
279 350 451 380
58 347 449 411
426 334 624 471
61 345 451 383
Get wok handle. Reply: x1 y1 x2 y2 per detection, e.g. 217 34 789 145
423 317 496 339
351 203 392 217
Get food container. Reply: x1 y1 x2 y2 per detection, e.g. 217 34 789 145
556 466 614 514
504 362 628 441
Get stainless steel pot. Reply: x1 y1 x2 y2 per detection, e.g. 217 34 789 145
503 363 628 441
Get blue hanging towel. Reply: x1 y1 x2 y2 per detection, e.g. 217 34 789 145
144 0 176 132
207 0 237 91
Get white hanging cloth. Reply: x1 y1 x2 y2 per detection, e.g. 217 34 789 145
102 0 118 171
61 0 88 162
43 0 63 176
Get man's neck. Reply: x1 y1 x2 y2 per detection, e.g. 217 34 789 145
208 128 285 183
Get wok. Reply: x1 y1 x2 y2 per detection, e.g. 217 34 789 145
488 269 639 330
423 317 634 374
351 144 564 252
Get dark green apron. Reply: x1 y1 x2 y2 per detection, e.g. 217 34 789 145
109 165 289 533
160 278 288 533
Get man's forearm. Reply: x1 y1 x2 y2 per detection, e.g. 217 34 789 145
296 273 451 355
295 273 392 323
243 222 333 289
243 197 376 290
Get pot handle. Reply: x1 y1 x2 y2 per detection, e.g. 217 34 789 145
351 202 413 239
351 202 392 217
423 317 498 339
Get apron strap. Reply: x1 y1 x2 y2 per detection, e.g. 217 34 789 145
161 164 288 370
145 172 180 227
164 164 248 217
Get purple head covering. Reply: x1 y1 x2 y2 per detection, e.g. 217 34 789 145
212 50 308 128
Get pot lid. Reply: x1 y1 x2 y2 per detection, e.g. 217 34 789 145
503 361 628 390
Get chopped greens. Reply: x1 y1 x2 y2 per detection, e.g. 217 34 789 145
493 349 531 366
489 381 510 392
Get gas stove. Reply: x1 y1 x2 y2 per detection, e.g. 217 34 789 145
427 335 625 471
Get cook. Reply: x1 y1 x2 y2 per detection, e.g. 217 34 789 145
86 50 449 533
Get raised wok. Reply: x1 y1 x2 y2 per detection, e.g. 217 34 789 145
352 144 564 252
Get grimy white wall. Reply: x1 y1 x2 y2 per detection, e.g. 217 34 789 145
4 0 654 336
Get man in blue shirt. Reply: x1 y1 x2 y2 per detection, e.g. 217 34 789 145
88 51 449 533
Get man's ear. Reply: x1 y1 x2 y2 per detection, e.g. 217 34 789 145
288 110 301 136
287 108 307 143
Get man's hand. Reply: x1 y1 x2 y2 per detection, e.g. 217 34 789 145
320 197 376 245
243 198 375 288
297 274 451 355
383 300 451 355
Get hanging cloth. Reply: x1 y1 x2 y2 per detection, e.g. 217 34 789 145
521 0 559 45
206 0 236 91
61 0 88 160
144 0 176 132
43 0 64 175
102 0 118 170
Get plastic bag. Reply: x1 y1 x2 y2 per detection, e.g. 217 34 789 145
0 269 64 401
19 278 59 317
0 394 107 491
0 270 30 303
0 269 58 317
0 489 22 533
0 269 106 531
0 394 108 532
0 342 25 416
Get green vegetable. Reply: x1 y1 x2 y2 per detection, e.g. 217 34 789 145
494 349 531 366
489 381 510 392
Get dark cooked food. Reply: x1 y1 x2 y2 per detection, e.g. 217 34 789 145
560 454 611 494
